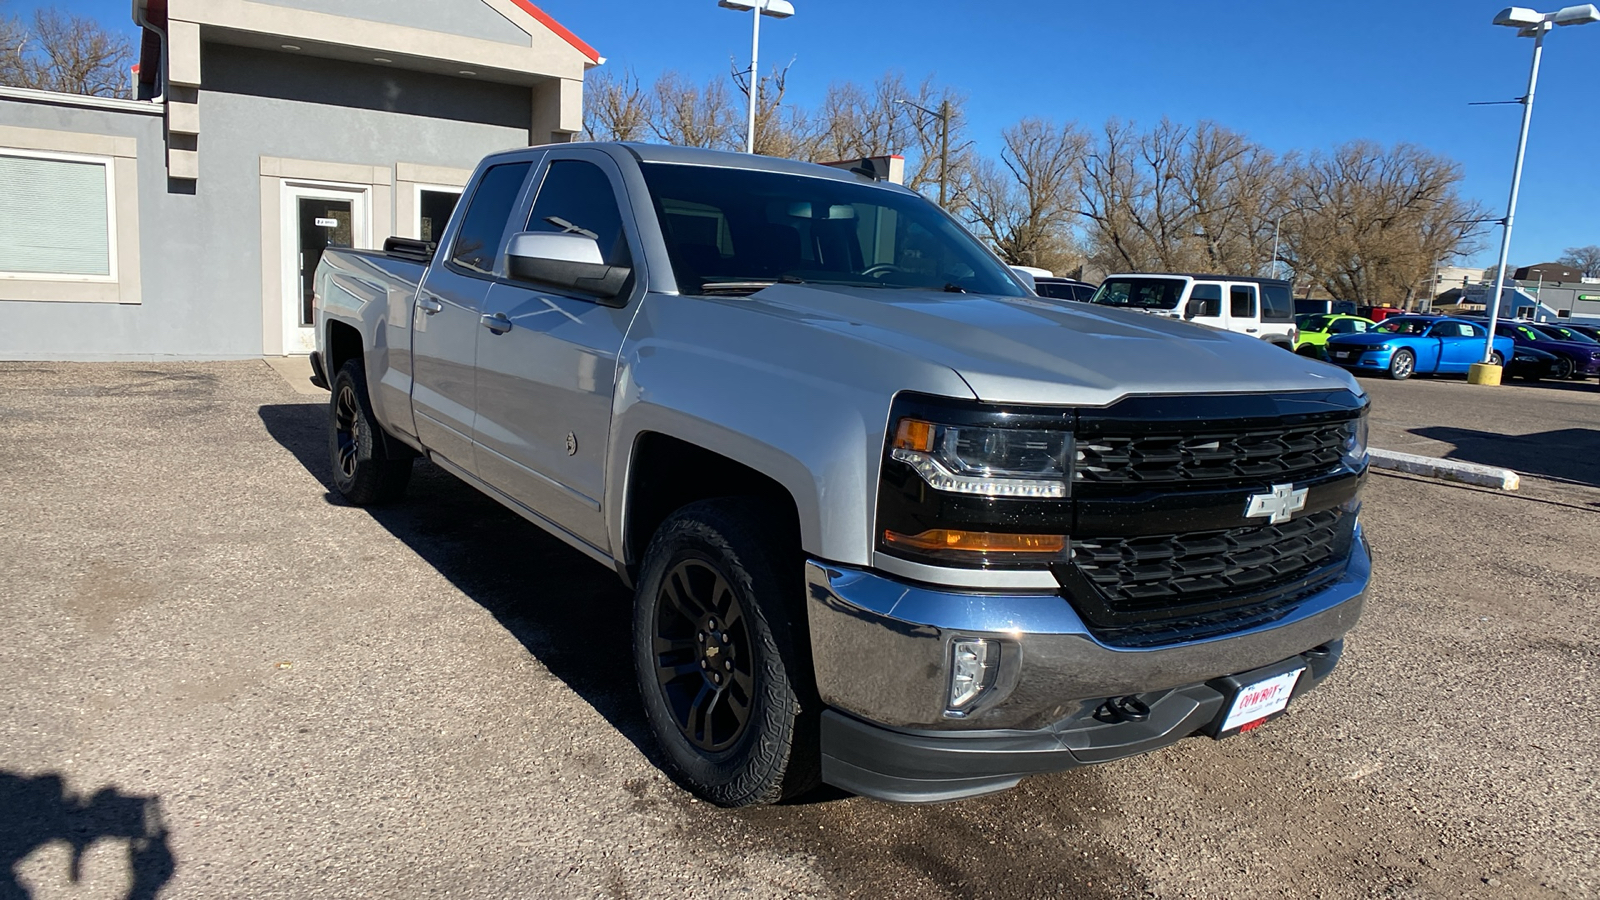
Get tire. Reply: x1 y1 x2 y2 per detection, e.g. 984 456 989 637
1296 345 1322 359
632 498 820 807
1387 348 1415 380
329 358 413 505
1489 351 1505 368
1553 355 1575 380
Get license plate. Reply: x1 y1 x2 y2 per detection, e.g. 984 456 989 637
1219 668 1304 732
1333 350 1351 359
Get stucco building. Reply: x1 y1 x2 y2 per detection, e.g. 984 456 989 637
0 0 597 359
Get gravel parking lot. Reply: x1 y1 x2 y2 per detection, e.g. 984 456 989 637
1 361 1595 899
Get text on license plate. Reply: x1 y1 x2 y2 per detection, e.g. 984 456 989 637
1333 351 1351 359
1221 668 1305 732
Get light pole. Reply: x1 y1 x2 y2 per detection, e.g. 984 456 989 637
1477 4 1598 376
717 0 795 155
1267 206 1319 279
895 98 951 208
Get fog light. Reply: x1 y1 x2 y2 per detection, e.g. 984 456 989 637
948 638 995 712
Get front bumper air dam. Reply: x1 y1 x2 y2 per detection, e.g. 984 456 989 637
804 527 1370 803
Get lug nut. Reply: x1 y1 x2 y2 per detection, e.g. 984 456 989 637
699 659 707 669
723 660 732 671
697 633 705 643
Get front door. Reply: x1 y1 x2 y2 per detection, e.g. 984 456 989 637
473 151 640 551
282 182 367 354
1186 282 1226 331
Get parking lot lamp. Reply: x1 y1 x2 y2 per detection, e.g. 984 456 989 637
717 0 796 155
1478 4 1599 376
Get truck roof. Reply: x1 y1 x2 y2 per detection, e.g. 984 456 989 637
511 140 918 192
1105 273 1292 288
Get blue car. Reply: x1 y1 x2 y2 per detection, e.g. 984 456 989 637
1324 316 1514 380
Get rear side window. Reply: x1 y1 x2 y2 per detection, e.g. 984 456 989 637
1230 285 1257 318
450 161 533 275
525 160 631 267
1261 284 1293 322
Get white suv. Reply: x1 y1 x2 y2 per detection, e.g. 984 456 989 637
1088 274 1298 350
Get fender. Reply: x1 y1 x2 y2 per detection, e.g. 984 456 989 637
605 292 973 567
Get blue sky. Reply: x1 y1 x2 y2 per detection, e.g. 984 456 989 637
42 0 1600 267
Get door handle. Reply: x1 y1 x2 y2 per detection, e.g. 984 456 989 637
481 312 512 335
417 296 443 314
1245 327 1259 333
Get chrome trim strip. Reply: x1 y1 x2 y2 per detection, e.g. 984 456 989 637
870 551 1062 591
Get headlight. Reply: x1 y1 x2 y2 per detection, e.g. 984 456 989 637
1340 413 1369 469
877 393 1074 569
890 419 1071 498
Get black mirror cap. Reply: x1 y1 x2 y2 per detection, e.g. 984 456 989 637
507 255 632 308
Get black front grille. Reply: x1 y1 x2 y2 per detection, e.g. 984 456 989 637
1074 420 1349 486
1057 508 1354 647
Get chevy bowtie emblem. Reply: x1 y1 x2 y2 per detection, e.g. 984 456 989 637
1245 483 1308 524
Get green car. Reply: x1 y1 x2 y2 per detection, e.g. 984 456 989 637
1295 314 1378 359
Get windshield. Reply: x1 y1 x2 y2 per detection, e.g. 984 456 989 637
1302 315 1334 332
637 163 1027 296
1375 318 1431 335
1088 277 1186 311
1533 324 1597 344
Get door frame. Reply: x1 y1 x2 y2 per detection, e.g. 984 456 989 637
278 179 371 355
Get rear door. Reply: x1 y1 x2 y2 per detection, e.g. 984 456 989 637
472 149 642 551
410 159 536 472
1226 283 1260 337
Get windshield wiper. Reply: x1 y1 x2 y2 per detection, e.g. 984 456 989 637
942 283 966 293
697 281 776 295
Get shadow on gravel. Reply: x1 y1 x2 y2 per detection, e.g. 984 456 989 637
0 771 174 900
1411 425 1600 487
256 403 653 761
258 402 1145 899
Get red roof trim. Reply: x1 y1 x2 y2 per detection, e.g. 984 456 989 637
508 0 600 64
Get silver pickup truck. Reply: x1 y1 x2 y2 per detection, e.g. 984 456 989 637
312 142 1371 807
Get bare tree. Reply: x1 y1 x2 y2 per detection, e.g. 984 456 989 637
1558 245 1600 278
0 5 134 98
1077 118 1290 276
966 118 1088 273
730 59 821 160
650 71 740 151
1283 141 1489 305
581 67 652 142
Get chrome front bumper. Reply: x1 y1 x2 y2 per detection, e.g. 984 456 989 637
804 525 1370 732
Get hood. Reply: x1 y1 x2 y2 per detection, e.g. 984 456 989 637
1326 333 1400 347
737 283 1358 406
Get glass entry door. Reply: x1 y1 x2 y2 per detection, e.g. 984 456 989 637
281 182 367 354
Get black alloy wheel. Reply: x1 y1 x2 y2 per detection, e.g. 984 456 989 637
653 557 756 753
632 499 819 807
1553 355 1576 380
328 359 412 505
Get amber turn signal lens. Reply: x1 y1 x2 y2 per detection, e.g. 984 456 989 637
882 528 1066 554
892 418 935 453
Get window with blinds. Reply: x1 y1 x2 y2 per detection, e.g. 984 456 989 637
0 152 114 278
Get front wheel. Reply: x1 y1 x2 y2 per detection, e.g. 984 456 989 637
1387 348 1416 380
1553 355 1575 380
329 359 413 505
633 499 819 807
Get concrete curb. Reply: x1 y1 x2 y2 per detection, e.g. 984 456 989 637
1369 448 1520 491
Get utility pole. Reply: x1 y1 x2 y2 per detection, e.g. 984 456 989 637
938 98 950 209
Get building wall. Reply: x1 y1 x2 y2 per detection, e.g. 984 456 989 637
264 0 531 45
0 45 534 360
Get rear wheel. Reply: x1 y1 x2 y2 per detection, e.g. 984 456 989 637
1489 351 1505 368
1553 355 1576 380
1387 348 1415 380
633 499 819 807
329 359 413 505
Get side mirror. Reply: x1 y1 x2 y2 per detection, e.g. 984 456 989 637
1183 303 1198 320
505 231 632 306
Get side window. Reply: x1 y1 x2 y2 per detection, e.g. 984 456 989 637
450 161 533 276
1352 321 1370 332
1189 283 1222 317
1329 319 1355 334
1230 285 1257 318
525 159 631 267
1261 284 1293 320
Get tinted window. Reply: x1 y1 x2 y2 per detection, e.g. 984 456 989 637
1377 318 1430 335
1261 284 1293 322
451 161 533 275
1089 277 1184 310
1035 282 1076 300
526 160 631 267
1230 285 1257 318
1329 318 1358 334
638 163 1025 296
